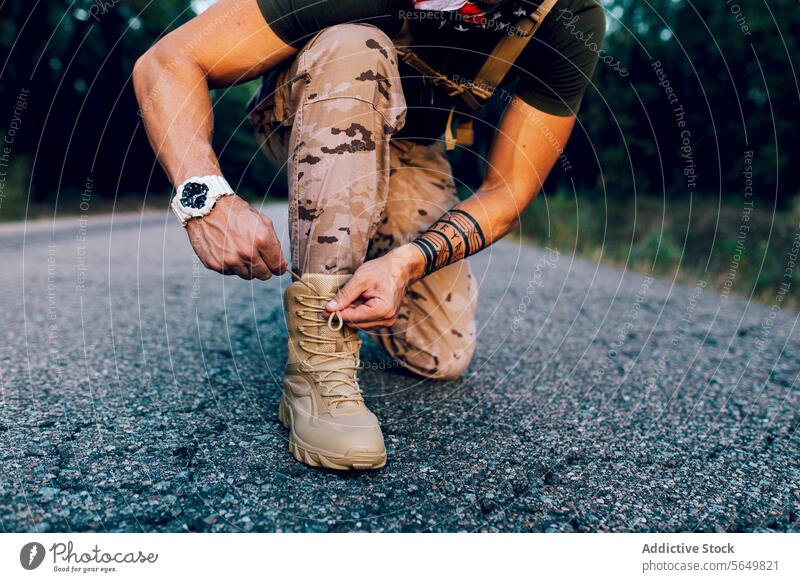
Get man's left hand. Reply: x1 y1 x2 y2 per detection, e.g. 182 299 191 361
324 245 424 330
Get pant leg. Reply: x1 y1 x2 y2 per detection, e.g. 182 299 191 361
250 23 406 275
368 141 478 380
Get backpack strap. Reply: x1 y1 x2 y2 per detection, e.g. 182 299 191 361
394 21 476 99
459 0 558 110
393 0 558 149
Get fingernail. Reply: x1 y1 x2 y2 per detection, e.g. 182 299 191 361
325 300 338 310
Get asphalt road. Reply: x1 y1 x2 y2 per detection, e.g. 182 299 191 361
1 203 798 532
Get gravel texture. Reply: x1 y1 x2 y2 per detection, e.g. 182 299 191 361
0 204 798 532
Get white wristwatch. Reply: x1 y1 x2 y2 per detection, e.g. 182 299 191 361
170 175 234 227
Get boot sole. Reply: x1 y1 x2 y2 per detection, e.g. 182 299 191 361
278 395 387 471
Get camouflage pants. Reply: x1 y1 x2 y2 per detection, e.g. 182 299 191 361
249 24 477 379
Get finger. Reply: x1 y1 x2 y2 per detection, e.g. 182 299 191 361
255 222 287 275
247 253 272 281
348 318 396 331
222 259 254 279
325 276 367 312
191 239 223 273
245 233 273 281
337 300 391 324
196 251 221 273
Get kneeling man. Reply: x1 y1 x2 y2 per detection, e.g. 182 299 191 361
133 0 604 469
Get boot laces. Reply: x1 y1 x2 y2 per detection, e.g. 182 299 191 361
296 292 364 407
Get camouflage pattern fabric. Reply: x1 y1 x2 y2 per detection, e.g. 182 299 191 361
250 23 477 379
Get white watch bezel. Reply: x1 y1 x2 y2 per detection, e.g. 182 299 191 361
171 175 234 227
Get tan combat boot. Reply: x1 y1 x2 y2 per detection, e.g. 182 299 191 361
278 273 386 470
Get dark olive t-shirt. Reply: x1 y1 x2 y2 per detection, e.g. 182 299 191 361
255 0 605 138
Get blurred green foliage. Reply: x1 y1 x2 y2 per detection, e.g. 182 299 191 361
0 0 278 216
519 192 800 308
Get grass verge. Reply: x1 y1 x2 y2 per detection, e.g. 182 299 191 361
518 191 800 310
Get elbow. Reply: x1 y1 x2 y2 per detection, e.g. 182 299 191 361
133 40 205 116
132 51 150 88
132 47 159 110
132 43 179 112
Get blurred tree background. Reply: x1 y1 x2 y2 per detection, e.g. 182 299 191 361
0 0 275 216
1 0 799 302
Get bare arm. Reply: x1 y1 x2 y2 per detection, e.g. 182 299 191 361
327 98 576 328
410 98 575 276
133 0 294 183
133 0 296 279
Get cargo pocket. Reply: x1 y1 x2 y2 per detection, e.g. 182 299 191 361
293 24 407 136
249 66 294 171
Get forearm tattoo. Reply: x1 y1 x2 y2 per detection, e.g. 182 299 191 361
410 209 486 276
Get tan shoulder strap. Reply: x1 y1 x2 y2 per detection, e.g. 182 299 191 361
460 0 558 110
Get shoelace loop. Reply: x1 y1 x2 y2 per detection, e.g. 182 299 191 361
295 292 363 406
328 310 343 331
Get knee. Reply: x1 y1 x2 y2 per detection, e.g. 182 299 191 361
385 333 476 381
425 342 475 381
302 24 406 132
313 24 397 69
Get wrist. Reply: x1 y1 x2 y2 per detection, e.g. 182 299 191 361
389 243 426 284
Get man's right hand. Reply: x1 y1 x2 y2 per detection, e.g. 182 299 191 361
132 0 296 281
186 194 288 280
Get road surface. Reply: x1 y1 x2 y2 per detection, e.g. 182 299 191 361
1 204 798 532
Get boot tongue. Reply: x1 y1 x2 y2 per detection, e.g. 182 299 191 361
299 274 362 409
299 274 359 354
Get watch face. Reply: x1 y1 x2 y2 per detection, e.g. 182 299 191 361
180 182 209 210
